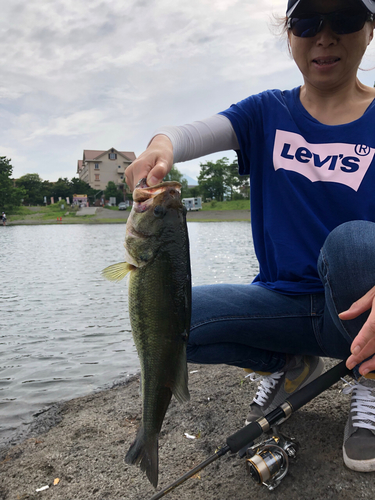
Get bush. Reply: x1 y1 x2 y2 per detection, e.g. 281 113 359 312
48 201 69 212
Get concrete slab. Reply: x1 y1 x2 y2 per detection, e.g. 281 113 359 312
76 207 98 216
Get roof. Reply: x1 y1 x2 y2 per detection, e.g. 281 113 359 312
83 148 136 162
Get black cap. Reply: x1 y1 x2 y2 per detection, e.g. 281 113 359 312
287 0 375 16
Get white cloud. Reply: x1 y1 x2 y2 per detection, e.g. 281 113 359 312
1 0 373 182
28 110 107 139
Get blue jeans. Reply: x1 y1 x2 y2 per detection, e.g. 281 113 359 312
187 221 375 374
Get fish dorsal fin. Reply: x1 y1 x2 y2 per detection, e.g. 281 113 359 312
101 262 135 282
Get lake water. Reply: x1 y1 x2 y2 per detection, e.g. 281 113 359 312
0 222 257 448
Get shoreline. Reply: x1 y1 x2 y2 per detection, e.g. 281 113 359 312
1 359 375 499
6 209 250 226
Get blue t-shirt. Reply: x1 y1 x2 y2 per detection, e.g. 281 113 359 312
220 87 375 294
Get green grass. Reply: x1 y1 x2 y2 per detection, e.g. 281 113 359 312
7 206 35 216
8 203 79 222
86 218 126 224
7 199 250 225
201 199 250 211
103 205 121 211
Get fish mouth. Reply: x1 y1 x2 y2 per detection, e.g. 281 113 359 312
132 185 181 215
133 180 181 203
133 197 154 213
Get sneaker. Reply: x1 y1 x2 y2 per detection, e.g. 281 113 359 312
343 377 375 472
245 355 325 426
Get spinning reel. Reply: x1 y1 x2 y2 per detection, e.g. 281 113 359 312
150 361 350 500
244 427 299 490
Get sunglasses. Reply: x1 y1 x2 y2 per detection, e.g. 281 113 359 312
288 10 374 38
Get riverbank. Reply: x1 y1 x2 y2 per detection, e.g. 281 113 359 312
1 358 374 500
6 208 250 225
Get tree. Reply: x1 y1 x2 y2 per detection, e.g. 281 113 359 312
48 177 96 203
41 180 54 203
188 186 201 198
164 165 189 198
118 180 131 203
224 158 250 200
198 158 227 201
0 156 26 209
71 178 96 197
51 177 72 200
198 157 249 201
15 173 44 205
104 181 123 204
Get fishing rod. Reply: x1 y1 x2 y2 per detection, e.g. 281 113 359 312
150 360 351 500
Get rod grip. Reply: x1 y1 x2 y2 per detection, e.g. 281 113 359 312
226 421 263 454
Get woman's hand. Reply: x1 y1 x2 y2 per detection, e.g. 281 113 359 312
125 135 174 191
340 286 375 375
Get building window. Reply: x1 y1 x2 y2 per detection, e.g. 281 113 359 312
95 174 100 181
109 153 117 160
95 163 99 169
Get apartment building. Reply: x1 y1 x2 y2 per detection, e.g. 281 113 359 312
77 148 136 191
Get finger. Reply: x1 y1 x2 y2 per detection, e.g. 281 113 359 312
125 163 151 191
339 287 375 320
351 337 375 363
358 356 375 376
347 350 375 376
347 322 375 370
353 311 375 352
146 162 170 186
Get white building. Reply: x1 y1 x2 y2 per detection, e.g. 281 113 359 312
77 148 136 191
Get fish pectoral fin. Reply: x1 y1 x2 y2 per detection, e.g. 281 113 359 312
101 262 135 282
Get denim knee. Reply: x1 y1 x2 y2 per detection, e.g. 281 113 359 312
319 220 375 273
318 220 375 297
318 220 375 346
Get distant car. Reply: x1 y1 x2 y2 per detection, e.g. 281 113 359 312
118 202 127 211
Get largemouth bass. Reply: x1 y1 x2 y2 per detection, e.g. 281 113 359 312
102 179 191 487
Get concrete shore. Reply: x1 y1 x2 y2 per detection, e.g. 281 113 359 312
1 359 375 500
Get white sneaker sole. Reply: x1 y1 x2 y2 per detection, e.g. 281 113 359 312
343 447 375 472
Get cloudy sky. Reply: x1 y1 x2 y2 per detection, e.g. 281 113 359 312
1 0 375 183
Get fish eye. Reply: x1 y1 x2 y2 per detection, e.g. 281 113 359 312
153 205 166 217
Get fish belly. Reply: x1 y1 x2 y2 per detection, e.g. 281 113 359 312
125 254 190 486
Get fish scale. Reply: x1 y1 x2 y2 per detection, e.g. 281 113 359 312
102 180 191 487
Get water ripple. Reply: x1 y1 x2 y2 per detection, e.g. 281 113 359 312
0 222 256 447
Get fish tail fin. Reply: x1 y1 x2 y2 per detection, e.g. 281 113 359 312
125 426 158 487
172 346 190 403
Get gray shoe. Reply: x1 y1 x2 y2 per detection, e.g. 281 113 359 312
343 377 375 472
245 355 325 426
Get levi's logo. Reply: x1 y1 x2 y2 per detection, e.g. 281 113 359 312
273 130 374 192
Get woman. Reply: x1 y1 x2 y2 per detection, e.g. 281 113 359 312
126 0 375 472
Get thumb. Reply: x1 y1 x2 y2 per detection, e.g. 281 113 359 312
146 162 170 186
